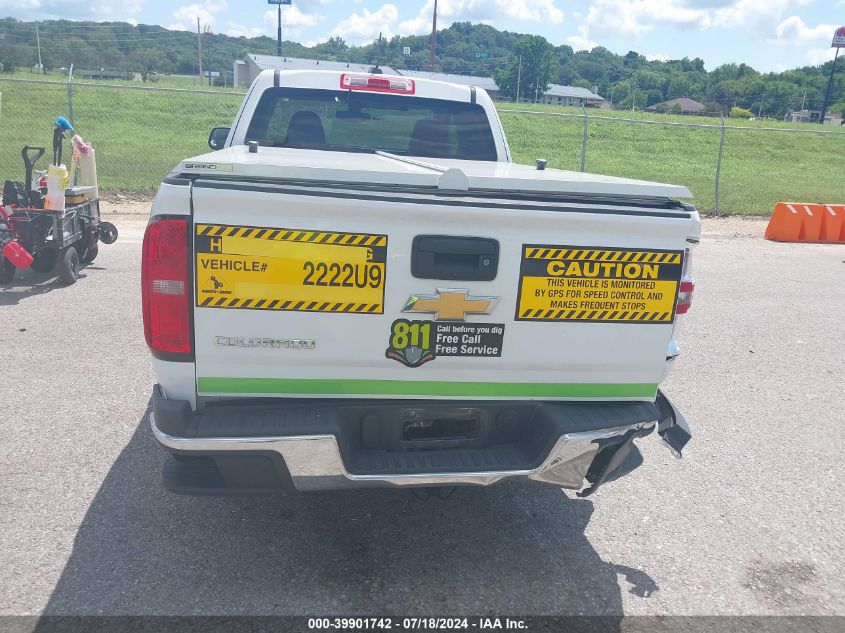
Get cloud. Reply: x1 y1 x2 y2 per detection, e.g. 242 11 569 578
804 48 836 65
294 0 331 9
226 21 263 38
302 37 329 48
566 0 817 65
567 25 596 51
712 0 812 34
0 0 146 21
645 52 670 61
775 16 838 45
0 0 41 9
169 1 227 31
329 4 400 42
580 1 711 39
256 4 325 39
770 16 840 65
265 5 325 29
398 0 564 36
90 0 145 18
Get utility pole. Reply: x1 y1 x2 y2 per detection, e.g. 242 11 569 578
35 20 43 74
375 32 383 71
197 17 202 83
609 86 614 108
800 89 807 112
277 3 282 57
429 0 438 71
515 54 522 103
820 33 842 125
266 0 290 58
630 77 636 112
204 24 213 86
758 93 765 119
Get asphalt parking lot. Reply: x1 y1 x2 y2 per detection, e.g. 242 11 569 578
0 214 843 617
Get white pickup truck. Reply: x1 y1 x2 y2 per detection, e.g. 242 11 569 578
144 69 697 497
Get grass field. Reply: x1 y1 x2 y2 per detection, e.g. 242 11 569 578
0 79 244 195
498 107 845 213
1 77 843 214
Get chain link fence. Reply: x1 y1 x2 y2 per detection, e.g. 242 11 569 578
497 107 845 214
0 77 244 192
1 77 843 214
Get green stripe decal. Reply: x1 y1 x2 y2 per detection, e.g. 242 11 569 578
197 377 657 399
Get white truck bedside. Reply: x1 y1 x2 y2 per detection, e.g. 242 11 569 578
143 69 698 496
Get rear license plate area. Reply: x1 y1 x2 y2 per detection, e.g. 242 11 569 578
358 407 488 451
403 417 479 443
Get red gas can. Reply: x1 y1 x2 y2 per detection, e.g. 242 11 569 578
2 240 34 268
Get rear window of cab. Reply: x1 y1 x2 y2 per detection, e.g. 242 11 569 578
245 87 498 161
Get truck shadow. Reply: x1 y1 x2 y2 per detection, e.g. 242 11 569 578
42 406 654 619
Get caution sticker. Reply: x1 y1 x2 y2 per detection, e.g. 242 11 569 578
195 224 387 314
516 245 684 323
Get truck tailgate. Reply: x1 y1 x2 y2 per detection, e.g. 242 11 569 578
191 179 695 401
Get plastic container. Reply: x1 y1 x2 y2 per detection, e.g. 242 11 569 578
44 164 68 211
69 135 99 200
2 240 34 268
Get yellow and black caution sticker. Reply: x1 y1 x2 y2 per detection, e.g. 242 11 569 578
516 244 684 323
195 224 387 314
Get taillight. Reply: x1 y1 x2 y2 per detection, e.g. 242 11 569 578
676 280 695 314
340 73 415 94
675 248 695 315
141 216 192 360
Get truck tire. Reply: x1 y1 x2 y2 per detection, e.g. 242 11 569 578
30 250 58 273
81 243 98 265
0 258 15 284
58 247 79 285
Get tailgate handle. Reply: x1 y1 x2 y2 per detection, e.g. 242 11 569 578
411 235 499 281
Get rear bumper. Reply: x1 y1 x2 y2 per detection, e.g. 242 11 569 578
150 385 690 495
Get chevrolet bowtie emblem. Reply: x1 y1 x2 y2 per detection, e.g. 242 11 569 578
402 288 498 321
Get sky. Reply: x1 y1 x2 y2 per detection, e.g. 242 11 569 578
1 0 843 72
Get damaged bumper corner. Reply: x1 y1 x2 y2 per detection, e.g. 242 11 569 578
656 389 692 459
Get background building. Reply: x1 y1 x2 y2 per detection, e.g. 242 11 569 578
234 54 399 87
541 84 605 107
646 97 707 114
392 69 500 100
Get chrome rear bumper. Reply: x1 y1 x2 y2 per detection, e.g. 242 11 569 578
151 413 654 492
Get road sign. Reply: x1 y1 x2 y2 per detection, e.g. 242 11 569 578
833 26 845 48
267 0 292 4
403 46 411 55
475 52 490 59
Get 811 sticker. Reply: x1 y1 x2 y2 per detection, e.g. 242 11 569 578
385 319 505 368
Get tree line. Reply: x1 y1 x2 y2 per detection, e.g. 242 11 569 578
1 18 843 117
